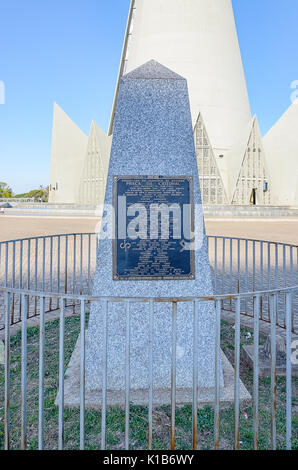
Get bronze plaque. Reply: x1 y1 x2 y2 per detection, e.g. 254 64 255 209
113 176 195 281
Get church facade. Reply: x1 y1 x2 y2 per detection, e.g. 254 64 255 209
49 0 298 207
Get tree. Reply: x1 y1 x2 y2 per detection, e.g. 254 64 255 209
14 185 49 202
0 182 12 198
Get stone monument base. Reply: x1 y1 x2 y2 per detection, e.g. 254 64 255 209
59 335 251 410
242 344 298 378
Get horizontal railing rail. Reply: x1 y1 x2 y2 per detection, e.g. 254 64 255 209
0 284 298 302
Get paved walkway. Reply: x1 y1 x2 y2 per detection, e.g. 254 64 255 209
1 216 298 244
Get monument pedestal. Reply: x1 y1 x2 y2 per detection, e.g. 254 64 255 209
61 336 251 409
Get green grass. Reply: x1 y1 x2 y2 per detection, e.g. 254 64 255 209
0 317 297 450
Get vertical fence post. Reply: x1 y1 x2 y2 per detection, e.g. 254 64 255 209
42 238 46 292
38 296 45 450
222 238 226 295
21 294 28 450
80 235 83 294
101 300 108 451
4 291 11 450
27 240 31 291
57 236 61 294
214 299 221 450
65 236 68 296
230 238 233 296
234 297 241 450
286 292 292 450
192 300 198 450
80 299 86 450
253 294 260 450
73 235 77 295
269 294 277 450
229 239 233 309
58 298 65 450
12 242 16 323
50 236 53 291
49 237 53 311
35 238 38 290
125 300 131 451
290 247 294 330
260 242 264 319
19 240 23 320
253 241 256 293
245 240 248 313
214 237 218 293
148 299 154 450
5 242 8 287
171 302 177 451
88 234 91 293
237 239 240 294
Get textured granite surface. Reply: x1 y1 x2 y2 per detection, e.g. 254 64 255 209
85 60 223 392
63 335 251 408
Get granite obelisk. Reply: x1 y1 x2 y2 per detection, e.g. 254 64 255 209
85 60 223 398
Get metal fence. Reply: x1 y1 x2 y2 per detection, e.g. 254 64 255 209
0 198 45 203
0 233 298 333
0 233 297 450
1 287 296 450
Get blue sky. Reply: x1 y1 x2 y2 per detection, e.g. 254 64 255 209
0 0 297 194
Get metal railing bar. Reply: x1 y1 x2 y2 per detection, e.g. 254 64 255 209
171 302 177 451
214 237 218 293
19 239 23 319
214 299 221 450
65 235 68 296
4 291 11 450
270 294 277 450
49 237 53 293
268 243 271 290
222 237 226 295
101 300 108 451
73 235 76 295
3 233 297 249
35 238 38 290
5 242 8 287
253 294 260 450
1 286 297 302
27 239 31 290
192 300 198 450
49 237 53 311
12 241 16 288
290 247 294 332
237 239 240 294
148 299 154 451
245 239 248 313
42 238 46 291
234 297 241 450
80 299 86 450
286 292 292 450
57 236 61 294
58 298 65 450
260 241 264 320
80 235 83 294
230 238 233 308
38 296 45 450
87 234 91 292
125 300 131 451
21 294 28 450
253 240 256 293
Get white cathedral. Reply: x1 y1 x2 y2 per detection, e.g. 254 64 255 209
49 0 298 207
